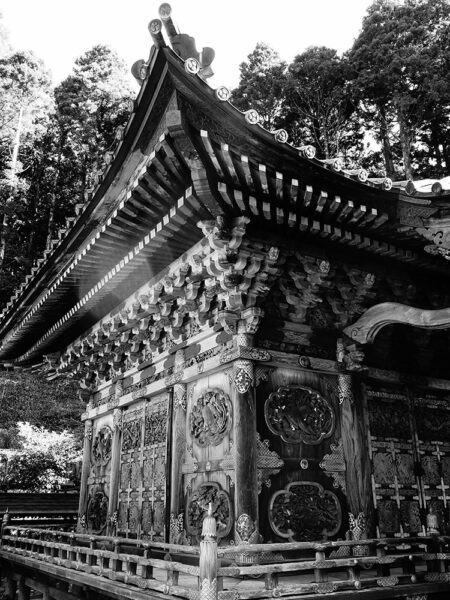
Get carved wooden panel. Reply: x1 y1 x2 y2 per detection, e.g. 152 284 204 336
117 394 169 539
265 385 334 445
256 369 346 544
85 416 113 534
183 372 234 542
269 481 341 542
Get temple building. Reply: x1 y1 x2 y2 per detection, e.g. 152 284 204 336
1 4 450 600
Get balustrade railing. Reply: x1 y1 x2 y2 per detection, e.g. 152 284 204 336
2 515 450 599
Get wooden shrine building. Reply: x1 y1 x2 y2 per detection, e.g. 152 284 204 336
2 5 450 600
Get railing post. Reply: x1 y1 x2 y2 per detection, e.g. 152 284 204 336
199 504 218 600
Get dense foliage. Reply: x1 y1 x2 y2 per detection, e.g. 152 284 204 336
232 0 450 178
0 43 134 305
0 373 83 492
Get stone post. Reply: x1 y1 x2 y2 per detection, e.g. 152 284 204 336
77 419 93 532
107 409 122 534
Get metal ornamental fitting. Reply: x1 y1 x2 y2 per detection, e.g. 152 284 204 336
215 86 231 101
244 109 260 125
185 57 200 74
382 177 392 191
274 129 288 143
298 145 316 159
148 19 165 47
345 168 368 183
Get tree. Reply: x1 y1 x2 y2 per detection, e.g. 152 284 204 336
284 47 360 160
52 45 134 214
0 51 53 271
231 42 288 129
348 0 450 179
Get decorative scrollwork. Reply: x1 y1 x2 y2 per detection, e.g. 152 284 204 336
265 385 334 444
186 482 232 539
189 388 232 447
269 481 341 541
91 426 112 466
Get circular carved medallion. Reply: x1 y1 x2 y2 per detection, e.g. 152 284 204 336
186 482 232 539
189 388 232 447
265 385 334 444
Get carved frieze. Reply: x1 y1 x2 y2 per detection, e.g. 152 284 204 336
186 482 232 540
415 406 450 441
189 388 232 447
265 385 334 445
269 481 341 541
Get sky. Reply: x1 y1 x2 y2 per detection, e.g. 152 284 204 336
1 0 374 89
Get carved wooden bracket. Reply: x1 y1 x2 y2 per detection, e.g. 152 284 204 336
344 301 450 345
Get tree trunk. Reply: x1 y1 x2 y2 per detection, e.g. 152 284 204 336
0 105 24 269
377 103 395 178
397 106 413 180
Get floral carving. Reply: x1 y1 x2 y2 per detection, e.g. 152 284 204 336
145 409 167 446
269 481 341 541
186 482 232 539
122 419 142 452
265 385 334 444
91 426 112 466
189 388 232 447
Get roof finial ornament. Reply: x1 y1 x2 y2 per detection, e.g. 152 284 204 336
158 3 215 80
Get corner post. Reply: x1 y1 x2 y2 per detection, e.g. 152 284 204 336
336 338 374 542
78 418 93 532
232 326 259 545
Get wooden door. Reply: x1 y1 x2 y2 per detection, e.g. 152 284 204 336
117 393 169 539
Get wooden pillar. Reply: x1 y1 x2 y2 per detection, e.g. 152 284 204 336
232 357 259 542
107 409 122 534
169 383 187 542
77 419 93 531
337 340 374 541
